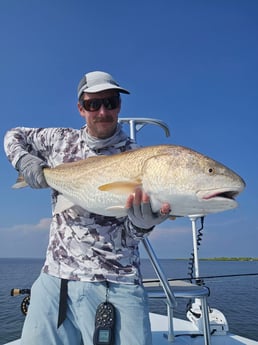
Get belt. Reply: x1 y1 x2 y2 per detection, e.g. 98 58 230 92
57 278 68 328
57 279 110 328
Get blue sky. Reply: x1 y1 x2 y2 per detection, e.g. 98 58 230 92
0 0 257 259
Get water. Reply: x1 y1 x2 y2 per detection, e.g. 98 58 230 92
0 258 258 344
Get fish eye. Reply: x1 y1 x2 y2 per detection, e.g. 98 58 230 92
208 168 215 174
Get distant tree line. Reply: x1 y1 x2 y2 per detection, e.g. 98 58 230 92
200 257 258 261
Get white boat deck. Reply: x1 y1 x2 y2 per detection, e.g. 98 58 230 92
150 313 258 344
6 313 258 345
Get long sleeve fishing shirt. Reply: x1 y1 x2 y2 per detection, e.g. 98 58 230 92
4 125 151 285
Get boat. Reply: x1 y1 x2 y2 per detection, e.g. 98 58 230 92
4 118 258 345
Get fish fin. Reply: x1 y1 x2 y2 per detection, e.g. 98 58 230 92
98 180 142 194
87 155 107 161
106 206 127 217
53 195 75 214
12 175 28 189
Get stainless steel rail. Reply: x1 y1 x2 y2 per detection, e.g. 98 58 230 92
119 118 212 345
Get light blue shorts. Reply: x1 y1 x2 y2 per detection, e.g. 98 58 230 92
21 272 152 345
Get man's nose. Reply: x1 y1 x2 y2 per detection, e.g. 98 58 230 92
98 104 109 114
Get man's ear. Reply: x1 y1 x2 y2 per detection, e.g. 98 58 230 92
77 102 85 117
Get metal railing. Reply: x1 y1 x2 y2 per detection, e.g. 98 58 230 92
119 118 211 345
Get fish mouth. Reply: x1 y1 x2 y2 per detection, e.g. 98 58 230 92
197 188 241 201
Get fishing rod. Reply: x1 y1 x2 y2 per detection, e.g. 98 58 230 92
143 272 258 283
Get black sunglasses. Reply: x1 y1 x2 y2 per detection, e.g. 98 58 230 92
81 95 120 112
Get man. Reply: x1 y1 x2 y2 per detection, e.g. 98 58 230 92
4 71 170 345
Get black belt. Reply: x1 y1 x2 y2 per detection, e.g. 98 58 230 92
57 278 68 328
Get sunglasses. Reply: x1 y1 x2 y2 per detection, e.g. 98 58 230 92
80 95 120 112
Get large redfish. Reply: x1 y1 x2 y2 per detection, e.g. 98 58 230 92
13 145 245 217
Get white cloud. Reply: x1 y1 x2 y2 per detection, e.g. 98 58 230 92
0 218 51 258
1 218 51 234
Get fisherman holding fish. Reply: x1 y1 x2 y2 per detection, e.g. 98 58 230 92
4 71 171 345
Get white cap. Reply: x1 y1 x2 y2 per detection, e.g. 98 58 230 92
77 71 130 99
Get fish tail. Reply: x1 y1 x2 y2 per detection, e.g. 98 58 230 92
12 174 28 189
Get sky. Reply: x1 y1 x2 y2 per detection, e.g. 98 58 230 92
0 0 257 260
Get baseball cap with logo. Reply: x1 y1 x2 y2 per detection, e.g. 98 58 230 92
77 71 130 99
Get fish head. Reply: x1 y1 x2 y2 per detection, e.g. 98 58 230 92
190 153 245 214
142 145 246 216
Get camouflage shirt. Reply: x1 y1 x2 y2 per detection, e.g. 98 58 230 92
4 125 151 285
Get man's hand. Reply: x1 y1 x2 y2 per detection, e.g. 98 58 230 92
16 154 49 189
126 188 171 229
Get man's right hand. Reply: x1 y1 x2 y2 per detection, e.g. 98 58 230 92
125 188 171 230
16 154 49 189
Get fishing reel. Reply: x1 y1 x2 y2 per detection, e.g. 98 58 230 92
10 288 31 316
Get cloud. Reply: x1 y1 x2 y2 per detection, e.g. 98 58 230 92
0 218 51 258
1 215 257 259
140 220 195 259
149 222 191 239
140 215 258 259
1 218 51 233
